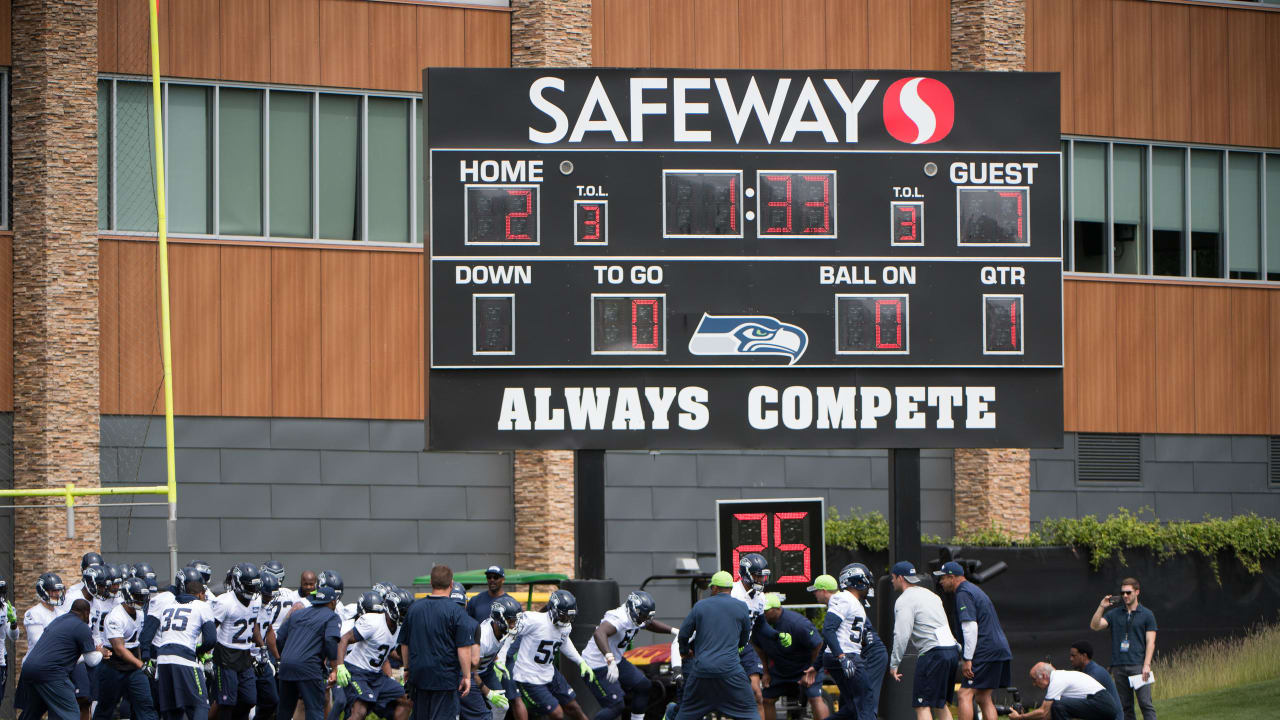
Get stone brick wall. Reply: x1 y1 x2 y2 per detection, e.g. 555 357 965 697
10 0 102 653
951 0 1026 71
507 0 591 577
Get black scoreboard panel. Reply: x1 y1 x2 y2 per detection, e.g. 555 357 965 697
717 498 826 606
425 68 1064 450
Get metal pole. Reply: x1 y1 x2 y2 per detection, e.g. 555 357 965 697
574 449 606 579
887 448 922 567
169 501 179 578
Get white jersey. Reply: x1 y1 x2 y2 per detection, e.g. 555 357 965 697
212 591 262 650
823 591 866 656
104 604 144 650
258 588 301 636
153 597 215 667
731 583 766 640
582 607 641 668
90 596 122 647
23 604 57 654
344 612 398 673
476 618 510 673
507 611 583 685
56 587 96 617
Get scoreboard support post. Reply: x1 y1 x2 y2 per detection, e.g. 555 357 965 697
887 449 922 573
575 449 606 579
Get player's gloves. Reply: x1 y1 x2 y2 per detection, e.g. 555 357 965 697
669 627 680 636
778 632 793 648
143 660 157 680
494 661 509 682
578 660 595 682
487 690 510 709
335 664 351 687
605 657 619 684
839 655 859 678
5 602 16 625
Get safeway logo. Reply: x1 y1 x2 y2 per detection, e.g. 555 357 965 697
882 77 954 145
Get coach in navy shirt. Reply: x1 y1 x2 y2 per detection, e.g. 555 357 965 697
19 599 101 720
277 585 341 720
755 593 826 720
1070 641 1123 720
935 562 1012 720
465 566 507 623
675 571 756 720
400 565 474 720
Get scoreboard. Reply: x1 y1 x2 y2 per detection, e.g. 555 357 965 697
425 69 1063 450
717 498 825 606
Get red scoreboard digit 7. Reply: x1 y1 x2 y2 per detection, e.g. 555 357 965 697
716 497 826 605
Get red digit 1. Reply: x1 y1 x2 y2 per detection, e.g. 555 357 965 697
773 511 810 583
505 189 532 241
1009 298 1019 347
802 175 830 233
998 191 1024 240
581 205 600 241
631 298 659 350
732 513 767 582
765 175 792 233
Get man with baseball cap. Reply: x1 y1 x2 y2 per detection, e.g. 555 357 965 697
888 562 959 720
465 567 507 623
934 562 1011 720
756 593 827 720
673 571 757 720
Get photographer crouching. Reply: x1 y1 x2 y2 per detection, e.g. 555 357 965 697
1088 578 1156 720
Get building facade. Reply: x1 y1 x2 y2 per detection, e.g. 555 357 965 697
0 0 1278 628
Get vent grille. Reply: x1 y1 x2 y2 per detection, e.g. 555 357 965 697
1270 437 1280 485
1077 433 1142 483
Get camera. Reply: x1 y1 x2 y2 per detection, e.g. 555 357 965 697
1107 591 1126 609
992 688 1024 716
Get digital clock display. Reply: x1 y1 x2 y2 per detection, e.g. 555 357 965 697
756 171 836 238
835 294 910 354
717 498 825 606
466 185 539 245
958 187 1028 245
663 171 742 238
983 294 1024 354
472 294 514 354
591 294 666 354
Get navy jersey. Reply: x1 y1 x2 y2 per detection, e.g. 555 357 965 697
466 591 504 624
954 581 1011 663
277 604 340 681
21 613 95 683
755 609 820 678
1083 659 1122 706
677 592 751 679
400 595 474 691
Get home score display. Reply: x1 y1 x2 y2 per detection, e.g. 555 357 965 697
425 68 1064 450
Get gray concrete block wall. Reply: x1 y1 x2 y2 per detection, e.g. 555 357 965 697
602 448 954 626
98 415 513 596
1030 433 1280 523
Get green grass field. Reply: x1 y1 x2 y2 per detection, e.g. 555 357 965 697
1156 677 1280 720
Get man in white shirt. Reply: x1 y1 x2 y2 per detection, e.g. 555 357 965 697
887 561 960 720
1010 663 1122 720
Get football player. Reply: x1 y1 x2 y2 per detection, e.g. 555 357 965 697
840 564 888 720
755 593 827 720
478 595 522 720
210 564 264 720
582 590 679 720
141 567 216 720
93 577 157 720
732 553 790 720
26 572 67 651
66 553 106 601
252 572 283 720
500 589 594 720
333 591 410 720
258 562 300 665
133 563 161 594
812 567 870 720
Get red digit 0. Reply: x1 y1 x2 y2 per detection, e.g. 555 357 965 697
773 511 810 583
505 189 532 241
874 298 903 350
732 513 768 582
631 298 660 350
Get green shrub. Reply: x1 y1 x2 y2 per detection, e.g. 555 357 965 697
825 507 1280 577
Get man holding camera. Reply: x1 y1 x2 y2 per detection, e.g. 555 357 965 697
1088 578 1156 720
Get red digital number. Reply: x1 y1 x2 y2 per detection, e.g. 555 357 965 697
631 298 660 350
731 513 768 581
773 511 811 583
1009 298 1019 346
505 189 532 241
897 205 917 243
874 299 904 350
802 175 831 233
764 175 793 233
998 191 1024 240
580 205 601 241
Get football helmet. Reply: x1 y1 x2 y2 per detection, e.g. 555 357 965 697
230 563 263 601
261 560 286 585
490 594 524 634
317 570 344 600
37 572 65 606
121 577 150 610
81 552 105 571
547 589 577 628
358 590 386 616
739 553 771 593
83 565 111 599
625 590 656 625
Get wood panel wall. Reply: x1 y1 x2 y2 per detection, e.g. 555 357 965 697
1064 277 1280 436
592 0 949 70
96 239 423 420
96 0 510 91
1028 0 1280 147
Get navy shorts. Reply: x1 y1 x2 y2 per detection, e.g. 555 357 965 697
458 673 489 720
517 672 576 715
739 645 764 676
586 658 652 715
674 672 759 720
215 664 257 707
279 678 326 720
412 688 460 720
912 646 959 708
71 662 93 701
761 678 822 700
961 659 1011 691
156 663 210 715
347 668 406 715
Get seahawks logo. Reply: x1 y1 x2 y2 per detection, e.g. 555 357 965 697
687 313 808 365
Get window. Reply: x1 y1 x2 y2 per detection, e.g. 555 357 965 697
1271 437 1280 485
97 76 422 244
1076 433 1141 483
1065 138 1277 284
